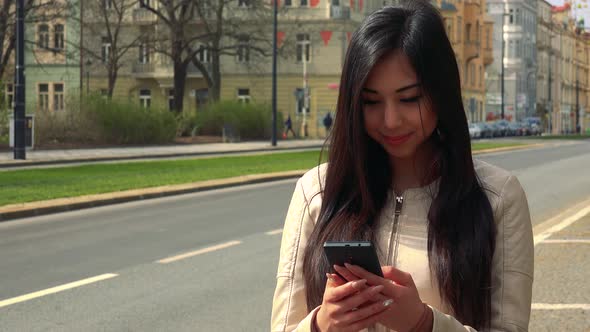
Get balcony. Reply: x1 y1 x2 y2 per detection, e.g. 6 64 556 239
131 62 210 79
464 1 480 18
132 8 157 23
330 6 350 19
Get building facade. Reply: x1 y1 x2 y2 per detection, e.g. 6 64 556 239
486 0 537 122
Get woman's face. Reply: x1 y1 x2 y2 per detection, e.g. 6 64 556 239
362 50 437 163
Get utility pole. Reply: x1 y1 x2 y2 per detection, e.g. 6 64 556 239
548 36 553 134
576 70 580 134
13 0 26 160
302 47 309 137
271 0 278 146
501 14 505 120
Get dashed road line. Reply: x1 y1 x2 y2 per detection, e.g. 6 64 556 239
540 239 590 244
532 303 590 310
0 273 118 309
156 240 242 264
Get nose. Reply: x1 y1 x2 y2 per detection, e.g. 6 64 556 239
383 101 402 129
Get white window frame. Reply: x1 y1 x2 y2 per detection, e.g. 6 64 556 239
54 24 64 50
237 35 250 63
197 44 211 63
139 42 150 64
38 83 50 111
139 89 151 108
103 0 113 10
37 24 50 49
237 88 251 103
102 37 111 63
4 84 14 109
296 33 311 63
53 83 64 111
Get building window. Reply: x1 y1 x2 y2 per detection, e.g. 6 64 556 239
237 35 250 63
139 0 151 7
238 0 251 7
296 33 311 63
53 24 64 50
197 44 211 63
139 42 150 64
4 84 14 109
38 84 49 111
300 0 308 6
475 22 480 43
465 23 471 42
237 88 250 103
102 37 111 63
37 24 49 49
457 17 462 42
285 0 292 6
103 0 112 10
332 0 339 5
139 89 151 108
509 9 513 24
486 27 490 48
168 89 175 111
479 66 483 87
445 18 453 41
53 83 64 111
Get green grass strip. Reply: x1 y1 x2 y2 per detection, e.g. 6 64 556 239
0 142 530 206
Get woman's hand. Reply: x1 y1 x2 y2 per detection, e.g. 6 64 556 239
338 264 431 332
314 273 395 332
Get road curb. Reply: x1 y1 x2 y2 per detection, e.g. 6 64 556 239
0 143 546 222
0 144 325 168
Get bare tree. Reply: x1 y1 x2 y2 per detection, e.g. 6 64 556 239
138 0 277 111
81 0 145 98
0 0 65 81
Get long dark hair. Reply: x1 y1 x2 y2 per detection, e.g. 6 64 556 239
302 1 496 329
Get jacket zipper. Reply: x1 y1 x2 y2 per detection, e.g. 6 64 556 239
386 195 404 265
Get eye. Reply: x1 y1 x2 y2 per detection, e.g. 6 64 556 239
400 95 422 103
362 99 380 105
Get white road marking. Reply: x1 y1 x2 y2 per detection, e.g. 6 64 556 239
157 240 242 264
266 229 283 235
0 273 118 309
534 205 590 246
532 303 590 310
540 239 590 244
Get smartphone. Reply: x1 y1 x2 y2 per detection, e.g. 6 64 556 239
323 241 383 278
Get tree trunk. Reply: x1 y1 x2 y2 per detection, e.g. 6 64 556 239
108 67 117 99
173 59 188 113
210 50 221 101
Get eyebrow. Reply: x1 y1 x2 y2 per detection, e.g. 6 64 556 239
362 83 421 94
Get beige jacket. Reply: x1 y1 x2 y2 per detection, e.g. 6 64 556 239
271 160 534 332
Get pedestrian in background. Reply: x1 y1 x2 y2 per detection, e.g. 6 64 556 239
271 1 533 331
323 112 333 135
283 115 297 139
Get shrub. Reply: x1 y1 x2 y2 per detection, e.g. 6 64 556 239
188 101 283 140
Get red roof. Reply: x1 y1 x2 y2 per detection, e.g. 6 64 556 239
552 3 571 13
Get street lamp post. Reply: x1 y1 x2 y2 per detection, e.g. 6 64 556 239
13 0 25 160
271 0 278 146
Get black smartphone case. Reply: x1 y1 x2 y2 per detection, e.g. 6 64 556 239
323 241 384 277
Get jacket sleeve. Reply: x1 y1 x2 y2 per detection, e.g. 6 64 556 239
271 176 322 332
431 175 534 332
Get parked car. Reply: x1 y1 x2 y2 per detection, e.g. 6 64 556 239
495 120 510 136
477 123 494 138
468 123 482 139
507 122 522 136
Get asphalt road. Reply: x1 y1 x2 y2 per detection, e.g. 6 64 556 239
0 140 589 331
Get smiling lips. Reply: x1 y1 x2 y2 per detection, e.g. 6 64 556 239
383 133 413 146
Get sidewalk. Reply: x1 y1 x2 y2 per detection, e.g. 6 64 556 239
0 139 326 168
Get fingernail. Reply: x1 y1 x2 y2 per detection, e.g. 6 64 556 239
383 299 394 307
372 285 384 293
326 273 333 281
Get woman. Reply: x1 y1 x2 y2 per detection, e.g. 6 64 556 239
271 1 533 332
